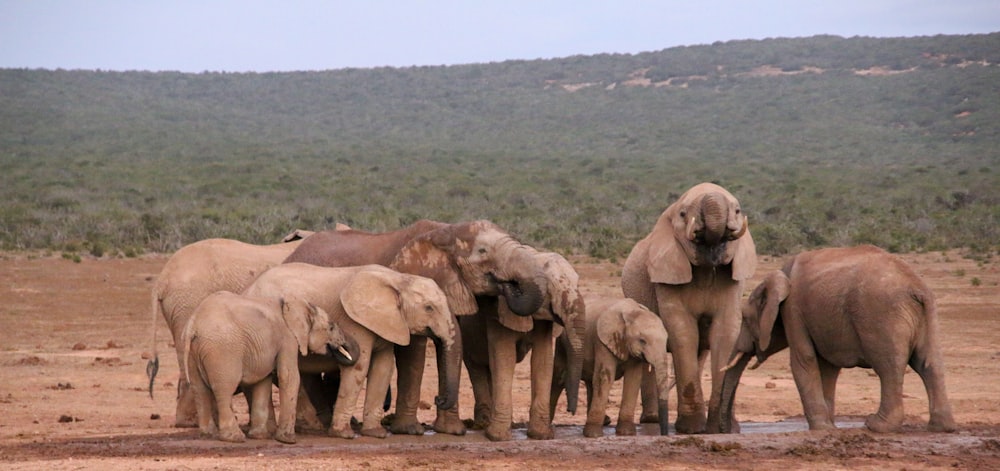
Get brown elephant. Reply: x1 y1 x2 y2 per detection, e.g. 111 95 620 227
453 249 585 441
621 182 756 434
719 245 956 433
146 229 358 428
242 263 459 439
282 219 550 436
551 295 672 438
181 291 346 443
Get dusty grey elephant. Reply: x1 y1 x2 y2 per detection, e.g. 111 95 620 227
452 248 585 441
147 229 332 427
181 291 346 443
242 263 459 439
282 220 554 437
719 245 956 433
551 295 671 437
621 182 756 434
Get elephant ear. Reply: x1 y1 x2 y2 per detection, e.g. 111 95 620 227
280 297 312 356
497 297 535 332
646 209 693 285
729 219 757 281
597 308 631 362
341 269 411 346
392 231 479 316
756 270 790 353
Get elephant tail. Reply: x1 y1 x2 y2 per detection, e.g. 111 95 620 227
146 287 162 399
910 288 941 371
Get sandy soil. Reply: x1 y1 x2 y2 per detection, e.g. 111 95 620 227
1 250 998 470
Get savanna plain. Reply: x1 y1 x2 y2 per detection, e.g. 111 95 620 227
1 249 998 470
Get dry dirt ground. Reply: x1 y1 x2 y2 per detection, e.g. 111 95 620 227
1 250 998 470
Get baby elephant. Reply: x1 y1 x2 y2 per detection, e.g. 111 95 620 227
720 245 956 433
182 291 350 443
552 295 671 437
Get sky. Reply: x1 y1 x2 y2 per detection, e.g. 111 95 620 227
1 1 998 73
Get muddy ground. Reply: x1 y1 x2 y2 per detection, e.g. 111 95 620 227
1 250 998 470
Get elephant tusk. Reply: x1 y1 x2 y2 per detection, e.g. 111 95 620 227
337 346 354 363
728 217 748 241
719 354 743 373
748 357 763 370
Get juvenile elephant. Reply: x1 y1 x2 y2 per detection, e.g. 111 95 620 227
181 291 347 443
551 295 672 438
720 245 956 433
242 263 459 439
283 220 551 436
452 248 585 441
147 229 324 427
621 182 756 434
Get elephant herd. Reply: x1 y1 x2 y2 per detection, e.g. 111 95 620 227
147 182 956 443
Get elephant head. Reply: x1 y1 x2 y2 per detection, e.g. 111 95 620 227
717 270 791 432
647 183 756 284
597 299 672 435
281 297 358 363
390 220 544 317
341 268 462 410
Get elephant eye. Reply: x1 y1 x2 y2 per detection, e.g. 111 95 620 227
679 210 687 219
424 304 435 313
478 247 487 254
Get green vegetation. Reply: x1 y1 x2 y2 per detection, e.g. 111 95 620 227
1 34 998 258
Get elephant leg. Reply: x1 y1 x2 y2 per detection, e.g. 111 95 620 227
246 379 274 440
866 362 906 433
910 350 956 432
616 362 643 436
818 358 841 422
527 321 555 440
585 349 617 438
213 381 245 443
638 365 659 423
388 339 427 436
464 354 494 430
360 351 393 438
297 373 329 430
706 312 741 434
790 347 836 431
190 370 217 437
330 358 369 439
485 318 517 441
665 315 706 434
174 345 199 428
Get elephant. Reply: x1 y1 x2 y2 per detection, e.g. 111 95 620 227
282 219 554 437
241 263 460 439
719 245 957 433
621 182 756 434
550 295 671 438
146 229 341 428
451 248 585 441
180 291 349 443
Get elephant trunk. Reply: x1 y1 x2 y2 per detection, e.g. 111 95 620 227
496 277 544 316
432 324 462 411
652 356 672 435
717 352 752 434
330 327 361 366
562 303 586 415
700 192 728 246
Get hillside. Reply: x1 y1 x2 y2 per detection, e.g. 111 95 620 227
0 33 998 258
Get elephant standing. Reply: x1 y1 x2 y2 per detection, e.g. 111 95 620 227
621 182 756 434
147 229 320 427
282 220 554 436
454 248 585 441
551 295 672 438
242 263 459 439
181 291 347 443
719 245 956 433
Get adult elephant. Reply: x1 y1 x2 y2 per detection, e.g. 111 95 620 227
242 263 460 439
719 245 956 433
146 229 338 428
283 219 547 436
621 182 756 434
449 248 585 441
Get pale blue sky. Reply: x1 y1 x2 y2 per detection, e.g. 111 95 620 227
1 1 998 72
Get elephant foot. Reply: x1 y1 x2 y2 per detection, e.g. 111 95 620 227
615 421 637 436
328 424 357 439
360 426 389 438
526 423 554 440
218 427 246 443
295 414 325 432
485 424 513 442
928 414 957 433
433 413 467 436
174 417 199 428
865 413 901 433
674 412 707 434
639 413 659 424
472 404 491 430
583 422 604 438
389 415 426 436
246 426 271 440
274 430 296 444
